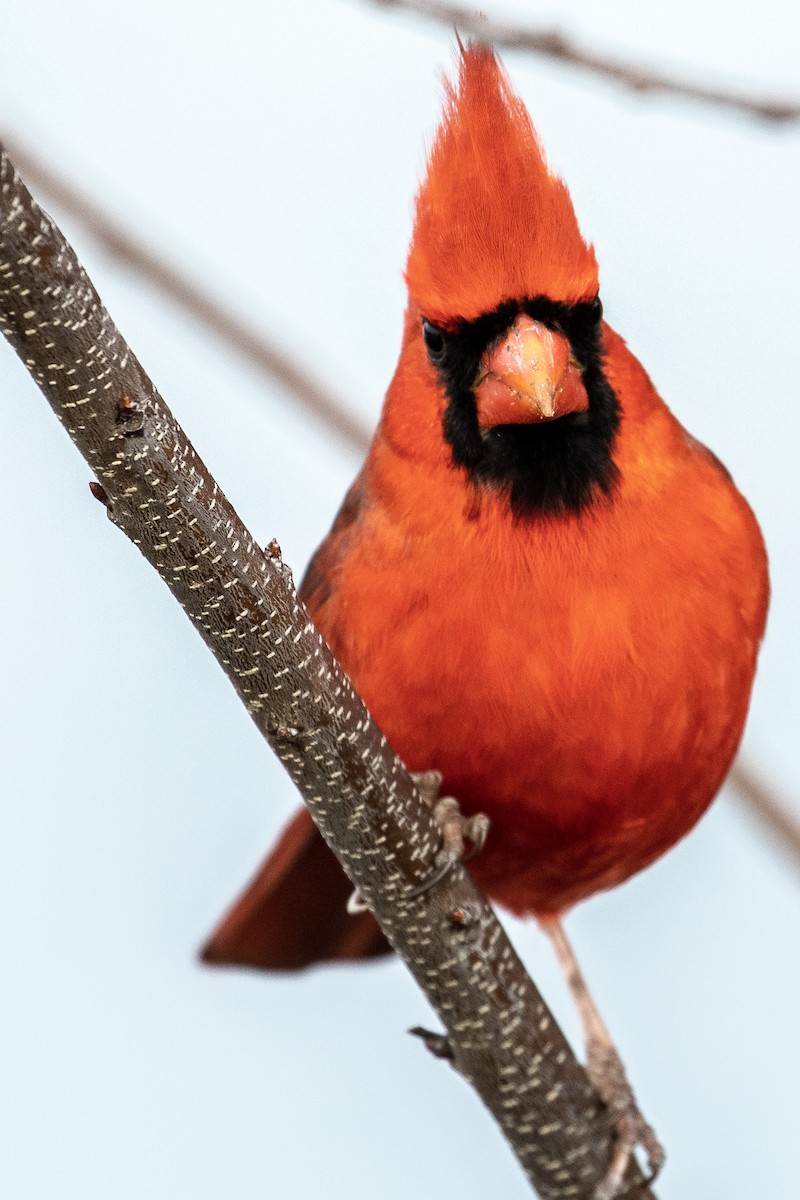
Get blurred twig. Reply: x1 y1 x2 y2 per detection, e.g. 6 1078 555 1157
9 129 799 884
369 0 800 123
729 761 800 871
0 133 372 456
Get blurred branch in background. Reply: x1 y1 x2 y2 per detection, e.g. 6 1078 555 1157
368 0 800 122
9 128 797 887
0 134 372 456
729 761 800 873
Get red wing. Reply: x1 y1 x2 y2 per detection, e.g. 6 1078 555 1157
202 467 390 970
299 469 366 614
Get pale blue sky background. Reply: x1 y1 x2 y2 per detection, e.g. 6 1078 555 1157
1 3 799 1197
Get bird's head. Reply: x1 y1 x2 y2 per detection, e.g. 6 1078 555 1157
399 45 620 518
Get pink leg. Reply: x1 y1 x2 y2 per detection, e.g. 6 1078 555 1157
540 917 664 1200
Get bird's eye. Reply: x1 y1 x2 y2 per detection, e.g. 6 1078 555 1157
591 295 603 323
422 319 445 362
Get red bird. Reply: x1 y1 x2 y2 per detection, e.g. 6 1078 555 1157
204 46 768 1189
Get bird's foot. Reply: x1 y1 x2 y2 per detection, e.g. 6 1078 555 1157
347 771 488 910
587 1036 664 1200
413 770 490 866
407 770 490 897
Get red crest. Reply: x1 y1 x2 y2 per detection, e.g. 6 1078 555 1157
406 45 599 324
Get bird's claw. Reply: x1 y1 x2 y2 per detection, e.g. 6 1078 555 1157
410 768 444 806
406 770 490 897
432 796 490 866
587 1038 664 1200
347 774 489 911
346 888 369 914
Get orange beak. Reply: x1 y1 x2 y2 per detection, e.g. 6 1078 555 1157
474 315 589 428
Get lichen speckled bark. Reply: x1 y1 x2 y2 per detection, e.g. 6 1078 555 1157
0 143 656 1200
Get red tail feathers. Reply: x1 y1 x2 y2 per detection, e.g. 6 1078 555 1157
201 807 390 971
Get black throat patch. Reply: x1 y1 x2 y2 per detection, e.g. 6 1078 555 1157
430 297 620 519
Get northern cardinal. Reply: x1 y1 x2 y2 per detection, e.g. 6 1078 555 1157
203 45 768 1188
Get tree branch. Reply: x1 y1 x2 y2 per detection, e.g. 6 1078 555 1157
368 0 800 123
0 143 657 1198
